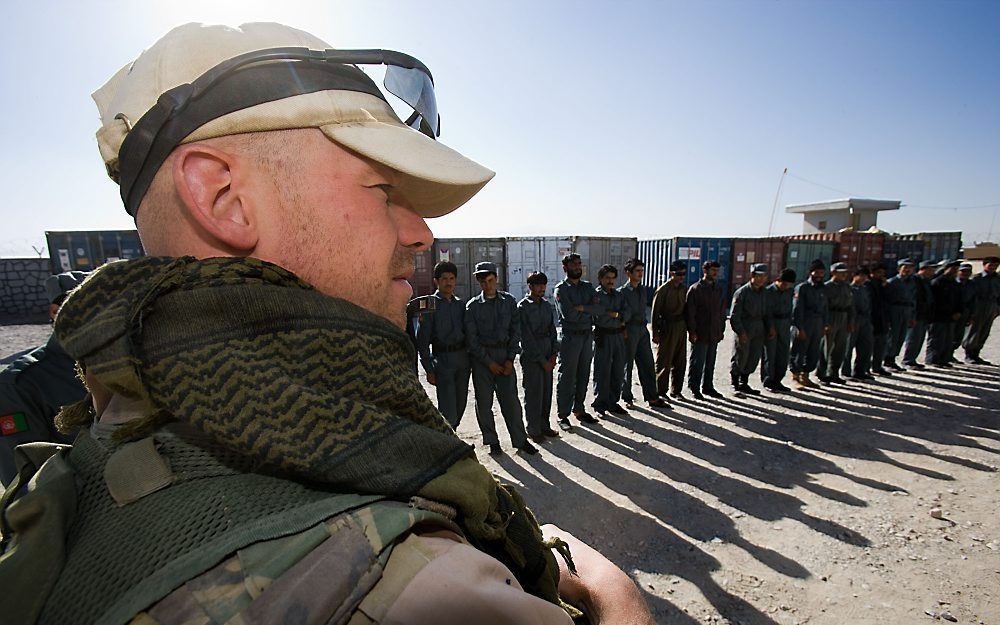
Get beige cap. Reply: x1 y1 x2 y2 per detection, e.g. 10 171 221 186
93 22 494 217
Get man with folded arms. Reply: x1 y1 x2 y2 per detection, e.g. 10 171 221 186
518 271 561 444
416 261 470 428
761 268 796 392
0 22 652 625
619 258 668 409
685 260 727 399
728 263 770 395
554 253 604 431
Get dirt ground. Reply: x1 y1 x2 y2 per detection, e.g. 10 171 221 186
3 322 998 625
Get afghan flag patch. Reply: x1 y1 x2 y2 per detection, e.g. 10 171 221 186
0 413 28 436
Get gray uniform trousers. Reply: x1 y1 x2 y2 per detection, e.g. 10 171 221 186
761 324 791 384
872 332 889 371
556 331 593 416
593 331 627 410
902 320 928 364
843 319 874 377
731 325 766 378
688 341 719 392
622 324 659 403
471 345 528 448
790 318 825 374
951 319 970 355
819 316 850 378
963 309 996 359
925 322 954 365
886 305 914 362
521 360 553 436
432 351 471 428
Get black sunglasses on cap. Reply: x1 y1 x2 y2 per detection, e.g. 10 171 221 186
116 47 440 217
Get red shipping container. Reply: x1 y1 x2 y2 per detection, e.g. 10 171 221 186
730 238 787 291
834 232 885 270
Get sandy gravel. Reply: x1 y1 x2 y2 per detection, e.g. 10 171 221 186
3 322 998 625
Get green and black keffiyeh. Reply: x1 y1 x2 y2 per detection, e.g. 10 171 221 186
53 256 576 616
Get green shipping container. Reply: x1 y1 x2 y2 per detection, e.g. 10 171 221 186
784 240 836 285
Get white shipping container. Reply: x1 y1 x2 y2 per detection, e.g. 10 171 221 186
571 236 638 288
637 238 674 290
505 236 574 302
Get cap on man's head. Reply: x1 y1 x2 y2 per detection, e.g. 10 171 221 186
984 256 1000 264
779 268 797 283
809 259 826 272
830 262 848 272
919 260 936 269
751 263 769 275
959 263 973 271
940 259 961 269
45 271 88 305
93 22 494 218
897 258 915 267
669 260 687 273
702 260 720 270
526 271 548 285
474 261 498 277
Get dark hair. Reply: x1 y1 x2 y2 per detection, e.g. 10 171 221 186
527 271 548 285
562 253 582 266
702 260 720 271
597 264 618 279
624 258 644 273
433 261 458 280
809 259 826 272
853 265 870 277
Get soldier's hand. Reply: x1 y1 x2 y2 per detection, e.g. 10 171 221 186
652 335 659 345
488 362 505 375
426 371 437 386
542 524 655 625
824 325 832 335
768 328 777 340
688 331 697 344
738 332 748 344
574 305 585 313
502 360 514 376
951 313 961 321
796 329 807 341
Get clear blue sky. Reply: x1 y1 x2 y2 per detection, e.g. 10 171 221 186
2 0 998 257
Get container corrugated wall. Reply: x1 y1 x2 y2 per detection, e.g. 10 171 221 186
432 238 506 300
411 249 435 297
46 230 145 273
637 239 674 289
784 240 837 284
730 238 786 291
505 237 574 301
882 238 925 276
834 232 885 270
671 237 733 302
571 236 638 286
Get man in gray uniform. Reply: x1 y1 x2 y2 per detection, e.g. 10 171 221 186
884 258 917 371
465 261 536 456
591 264 631 416
902 260 936 369
554 253 603 431
685 260 727 399
842 266 874 380
818 262 855 384
926 260 963 367
868 264 893 376
518 272 561 443
963 256 1000 365
619 259 668 408
761 268 796 393
0 272 88 486
790 259 830 389
952 263 977 360
729 263 770 395
416 261 470 428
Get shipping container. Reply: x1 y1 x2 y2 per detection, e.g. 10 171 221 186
571 236 638 287
730 238 786 291
637 239 674 290
505 236 573 301
833 232 885 271
784 240 836 285
881 238 925 276
670 237 733 302
432 237 506 300
46 230 145 273
894 232 963 264
411 249 435 298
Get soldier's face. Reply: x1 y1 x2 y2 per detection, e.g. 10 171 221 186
564 258 583 280
627 266 644 284
832 270 848 282
810 269 826 282
529 282 547 298
477 273 498 297
751 274 768 288
705 267 719 281
959 270 972 281
899 265 914 277
435 272 457 297
918 268 935 278
985 262 998 274
599 272 617 290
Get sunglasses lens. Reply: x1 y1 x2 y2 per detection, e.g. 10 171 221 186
384 65 439 138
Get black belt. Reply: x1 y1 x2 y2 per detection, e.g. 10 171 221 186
563 328 591 336
829 306 851 312
480 340 509 348
594 326 625 336
433 342 465 353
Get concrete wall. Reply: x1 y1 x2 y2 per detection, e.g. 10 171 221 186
802 210 879 234
0 258 50 318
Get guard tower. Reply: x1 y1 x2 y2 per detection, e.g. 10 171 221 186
785 198 901 234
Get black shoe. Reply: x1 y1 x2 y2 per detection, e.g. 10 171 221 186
886 361 904 372
557 418 575 433
737 383 761 395
690 390 704 400
702 387 724 398
648 398 669 408
817 375 831 384
608 404 628 415
829 376 847 385
669 390 685 400
530 434 548 444
773 381 792 393
902 361 924 369
860 373 877 381
948 357 960 364
872 367 892 376
516 442 539 455
542 428 561 438
575 411 600 424
488 444 503 457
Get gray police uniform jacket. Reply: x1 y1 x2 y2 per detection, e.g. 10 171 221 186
851 282 873 329
765 284 794 335
885 274 917 309
729 283 769 337
554 279 603 333
465 292 521 365
970 272 1000 316
825 280 856 328
592 287 631 332
618 282 650 330
518 296 558 363
793 280 829 328
415 292 466 374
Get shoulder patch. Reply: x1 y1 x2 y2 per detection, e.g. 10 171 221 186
0 412 29 436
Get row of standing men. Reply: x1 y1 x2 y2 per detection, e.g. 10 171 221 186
413 254 1000 455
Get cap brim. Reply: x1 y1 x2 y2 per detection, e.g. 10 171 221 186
322 122 495 218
